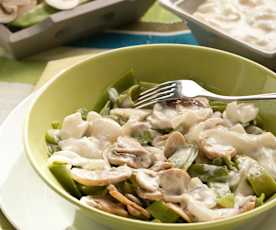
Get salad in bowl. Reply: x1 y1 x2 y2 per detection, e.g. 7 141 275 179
45 73 276 223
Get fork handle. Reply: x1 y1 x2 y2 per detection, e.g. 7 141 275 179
207 93 276 101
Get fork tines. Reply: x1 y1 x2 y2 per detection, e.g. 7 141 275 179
134 81 177 108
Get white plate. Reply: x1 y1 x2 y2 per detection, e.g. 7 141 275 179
0 94 275 230
0 94 108 230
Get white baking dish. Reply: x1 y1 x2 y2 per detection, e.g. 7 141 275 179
159 0 276 70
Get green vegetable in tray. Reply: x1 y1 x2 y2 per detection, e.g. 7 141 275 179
189 164 229 183
147 201 180 223
49 163 82 198
169 145 198 170
10 3 57 28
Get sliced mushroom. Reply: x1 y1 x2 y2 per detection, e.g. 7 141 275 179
165 203 192 223
59 137 104 159
159 168 191 196
0 2 18 23
122 121 151 137
110 108 151 122
80 196 128 217
171 106 213 131
60 112 88 139
133 169 159 192
239 196 256 213
150 161 173 172
45 0 79 10
182 194 239 222
145 146 166 162
147 103 177 130
48 150 108 170
87 111 101 123
71 165 132 186
164 131 187 158
109 137 153 168
199 127 238 160
89 117 122 142
107 184 150 219
185 117 223 143
199 137 237 160
223 102 258 124
136 187 162 201
116 136 147 154
152 134 169 148
125 193 143 206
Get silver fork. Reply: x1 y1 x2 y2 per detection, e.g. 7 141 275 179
134 80 276 109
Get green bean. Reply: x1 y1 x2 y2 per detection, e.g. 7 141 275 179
133 130 153 146
247 167 276 197
45 129 59 145
10 3 57 28
212 156 237 170
78 184 107 196
51 121 61 129
49 163 82 198
256 193 266 207
47 143 61 156
107 88 119 104
139 81 158 91
169 145 198 170
77 107 89 120
116 84 141 108
267 193 276 202
94 70 135 112
216 193 235 208
147 201 180 223
209 100 227 112
188 164 229 183
100 100 112 116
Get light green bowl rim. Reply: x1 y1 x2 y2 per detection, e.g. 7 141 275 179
24 44 276 229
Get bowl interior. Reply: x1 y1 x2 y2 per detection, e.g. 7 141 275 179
25 45 276 229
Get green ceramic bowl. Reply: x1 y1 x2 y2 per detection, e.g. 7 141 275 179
24 45 276 230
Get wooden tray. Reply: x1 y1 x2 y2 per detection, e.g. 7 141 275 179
0 0 154 58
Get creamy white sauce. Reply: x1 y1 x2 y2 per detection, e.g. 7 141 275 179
193 0 276 52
